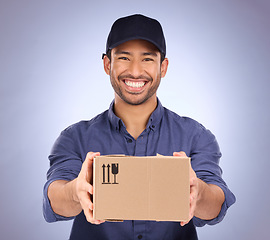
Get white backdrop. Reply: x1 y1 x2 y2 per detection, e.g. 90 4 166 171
0 0 269 239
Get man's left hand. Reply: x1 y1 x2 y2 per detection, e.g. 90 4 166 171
173 151 199 227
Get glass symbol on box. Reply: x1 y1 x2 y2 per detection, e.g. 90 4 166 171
102 163 119 184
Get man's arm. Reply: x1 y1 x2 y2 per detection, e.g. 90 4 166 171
47 152 104 224
173 152 225 227
48 179 81 217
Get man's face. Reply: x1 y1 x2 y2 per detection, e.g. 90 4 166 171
104 39 168 106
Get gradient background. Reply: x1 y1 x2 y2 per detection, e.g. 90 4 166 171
0 0 269 239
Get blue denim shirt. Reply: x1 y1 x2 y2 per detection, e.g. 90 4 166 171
43 99 235 240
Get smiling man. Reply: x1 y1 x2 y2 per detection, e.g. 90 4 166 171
106 39 167 106
43 14 236 240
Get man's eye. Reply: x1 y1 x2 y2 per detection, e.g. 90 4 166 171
144 58 154 62
118 57 129 60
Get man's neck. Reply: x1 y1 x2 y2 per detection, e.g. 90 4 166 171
114 95 157 140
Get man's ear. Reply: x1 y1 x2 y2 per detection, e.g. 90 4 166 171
103 55 111 75
161 58 169 78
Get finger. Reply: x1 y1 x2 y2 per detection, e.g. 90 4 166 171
86 151 100 161
80 181 93 195
190 175 197 189
83 206 94 223
180 197 195 227
78 189 93 209
76 182 93 207
173 151 187 157
93 219 106 224
189 194 196 218
81 152 100 181
79 153 93 179
181 185 197 227
83 152 100 172
77 174 94 196
83 207 105 225
180 221 189 227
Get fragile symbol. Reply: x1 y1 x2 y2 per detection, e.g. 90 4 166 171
102 163 119 184
112 163 119 184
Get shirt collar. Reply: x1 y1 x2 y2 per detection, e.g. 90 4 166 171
108 98 164 132
108 100 122 131
146 98 164 131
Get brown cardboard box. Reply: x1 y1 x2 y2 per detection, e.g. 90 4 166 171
93 155 190 222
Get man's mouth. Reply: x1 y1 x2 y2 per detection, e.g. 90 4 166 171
124 80 146 88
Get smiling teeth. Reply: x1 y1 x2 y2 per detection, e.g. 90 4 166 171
125 81 145 88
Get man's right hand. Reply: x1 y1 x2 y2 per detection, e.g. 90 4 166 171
48 152 104 225
73 151 104 224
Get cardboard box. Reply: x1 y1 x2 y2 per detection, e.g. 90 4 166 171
93 155 190 222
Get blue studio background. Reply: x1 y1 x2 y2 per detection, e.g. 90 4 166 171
0 0 269 239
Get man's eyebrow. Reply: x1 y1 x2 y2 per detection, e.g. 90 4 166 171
114 51 158 57
142 52 158 57
114 50 131 55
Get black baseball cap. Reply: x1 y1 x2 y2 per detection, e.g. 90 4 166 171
103 14 166 59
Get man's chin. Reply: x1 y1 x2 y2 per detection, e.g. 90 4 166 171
121 94 154 106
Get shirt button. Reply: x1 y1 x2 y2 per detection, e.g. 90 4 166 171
138 235 143 239
127 139 132 143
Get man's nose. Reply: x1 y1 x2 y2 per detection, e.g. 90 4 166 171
129 61 144 78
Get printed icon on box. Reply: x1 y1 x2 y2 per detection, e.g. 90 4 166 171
102 163 119 184
112 163 119 184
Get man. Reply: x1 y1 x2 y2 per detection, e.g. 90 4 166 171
43 14 236 239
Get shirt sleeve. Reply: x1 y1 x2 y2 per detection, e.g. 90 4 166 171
43 126 83 223
190 125 236 227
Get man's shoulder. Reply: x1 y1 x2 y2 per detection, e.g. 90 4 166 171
162 107 215 143
163 107 203 129
62 109 109 134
